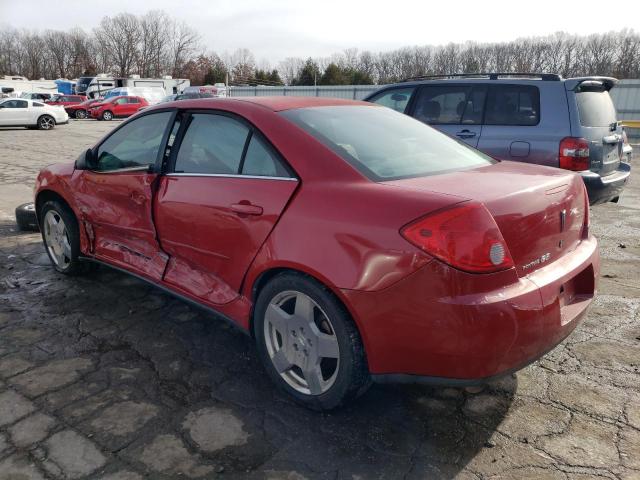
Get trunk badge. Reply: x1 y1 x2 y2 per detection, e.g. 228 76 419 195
559 209 566 248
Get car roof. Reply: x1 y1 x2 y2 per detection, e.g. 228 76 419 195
160 96 374 112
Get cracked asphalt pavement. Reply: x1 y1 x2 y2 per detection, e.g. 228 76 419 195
0 121 639 479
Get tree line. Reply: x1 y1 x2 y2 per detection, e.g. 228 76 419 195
1 10 639 86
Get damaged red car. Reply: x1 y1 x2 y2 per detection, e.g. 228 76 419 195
34 97 599 409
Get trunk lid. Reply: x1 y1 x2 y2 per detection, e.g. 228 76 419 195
572 80 623 177
385 161 587 277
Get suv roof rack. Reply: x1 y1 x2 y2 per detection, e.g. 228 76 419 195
401 73 562 82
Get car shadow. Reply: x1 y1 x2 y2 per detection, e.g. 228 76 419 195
0 220 516 479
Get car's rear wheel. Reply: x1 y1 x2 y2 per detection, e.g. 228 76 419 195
39 200 86 275
37 115 55 130
253 272 371 410
101 110 113 121
75 109 87 119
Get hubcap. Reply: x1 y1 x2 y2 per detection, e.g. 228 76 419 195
43 210 71 269
103 112 112 120
264 291 340 395
40 117 54 129
77 110 86 119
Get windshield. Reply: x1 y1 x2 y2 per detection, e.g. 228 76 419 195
281 105 495 181
576 90 617 127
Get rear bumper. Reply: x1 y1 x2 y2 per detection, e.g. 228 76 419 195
581 162 631 205
342 236 599 382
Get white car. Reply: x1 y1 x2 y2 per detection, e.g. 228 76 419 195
0 98 68 130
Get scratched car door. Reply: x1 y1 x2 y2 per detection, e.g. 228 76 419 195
72 111 176 280
154 112 298 306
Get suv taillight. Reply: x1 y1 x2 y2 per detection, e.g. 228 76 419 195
559 137 590 171
400 202 514 274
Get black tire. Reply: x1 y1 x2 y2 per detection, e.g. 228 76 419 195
253 272 371 410
15 203 39 231
101 110 113 121
37 115 55 130
39 200 87 275
75 109 87 119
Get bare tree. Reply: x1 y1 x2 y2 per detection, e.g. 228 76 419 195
168 20 200 77
94 13 141 77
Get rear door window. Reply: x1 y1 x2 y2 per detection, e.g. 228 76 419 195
174 114 249 174
576 90 617 127
485 85 540 126
368 88 415 113
241 134 290 177
412 85 486 125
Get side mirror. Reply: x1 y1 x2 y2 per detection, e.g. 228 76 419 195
75 149 95 170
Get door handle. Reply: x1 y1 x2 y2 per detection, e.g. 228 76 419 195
456 130 476 139
230 203 263 216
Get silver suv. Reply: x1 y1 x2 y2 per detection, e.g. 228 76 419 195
365 73 632 204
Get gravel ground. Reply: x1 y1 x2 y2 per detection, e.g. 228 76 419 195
0 120 638 480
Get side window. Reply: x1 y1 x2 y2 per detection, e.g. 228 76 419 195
485 85 540 126
242 135 290 177
174 114 249 174
33 102 44 107
3 100 28 108
368 88 415 112
413 85 482 125
115 98 127 105
128 98 140 104
60 97 69 102
95 112 172 172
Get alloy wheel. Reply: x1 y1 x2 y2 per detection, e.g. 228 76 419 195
39 116 54 130
102 111 113 120
43 210 71 269
76 110 87 119
264 290 340 395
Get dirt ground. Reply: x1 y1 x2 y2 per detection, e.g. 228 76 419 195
0 120 638 480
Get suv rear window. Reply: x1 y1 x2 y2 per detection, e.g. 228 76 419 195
485 85 539 126
281 105 494 181
576 90 617 127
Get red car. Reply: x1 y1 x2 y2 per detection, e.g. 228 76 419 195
89 96 149 120
34 97 599 409
65 99 103 119
45 94 86 107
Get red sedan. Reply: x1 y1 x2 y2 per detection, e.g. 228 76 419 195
65 99 103 119
34 97 598 409
45 94 86 107
88 95 149 120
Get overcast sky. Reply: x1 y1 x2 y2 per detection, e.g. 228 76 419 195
2 0 639 65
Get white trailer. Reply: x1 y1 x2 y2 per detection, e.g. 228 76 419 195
86 74 190 99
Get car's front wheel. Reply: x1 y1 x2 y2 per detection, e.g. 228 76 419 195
253 272 371 410
37 115 55 130
101 110 113 121
75 109 87 119
39 200 86 275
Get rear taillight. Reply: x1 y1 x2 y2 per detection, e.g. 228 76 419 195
400 202 514 274
559 137 590 171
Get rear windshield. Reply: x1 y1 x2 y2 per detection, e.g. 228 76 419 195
576 90 617 127
281 106 494 181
